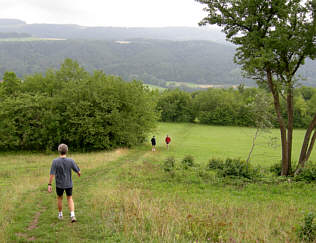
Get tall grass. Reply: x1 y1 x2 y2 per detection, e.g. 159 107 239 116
1 123 316 242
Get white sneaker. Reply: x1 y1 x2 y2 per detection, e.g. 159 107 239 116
71 216 77 223
58 215 63 220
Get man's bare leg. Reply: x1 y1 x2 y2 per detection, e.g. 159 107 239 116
67 195 74 212
57 196 63 212
67 195 76 222
57 196 63 219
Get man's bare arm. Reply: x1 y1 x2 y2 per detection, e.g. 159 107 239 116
48 174 54 193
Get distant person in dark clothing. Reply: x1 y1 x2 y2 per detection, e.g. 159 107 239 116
48 144 81 223
165 135 171 149
151 136 156 152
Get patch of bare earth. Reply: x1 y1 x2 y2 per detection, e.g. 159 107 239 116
27 211 41 230
16 207 46 241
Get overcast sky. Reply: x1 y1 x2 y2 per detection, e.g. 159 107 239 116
0 0 208 27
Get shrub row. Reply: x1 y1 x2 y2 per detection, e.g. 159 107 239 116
164 155 195 172
208 158 260 179
164 155 316 182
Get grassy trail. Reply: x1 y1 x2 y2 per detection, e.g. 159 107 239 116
1 123 316 242
4 149 168 242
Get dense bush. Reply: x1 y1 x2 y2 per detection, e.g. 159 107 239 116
0 59 157 151
269 162 282 176
207 158 224 170
208 158 259 179
295 163 316 182
164 157 175 172
181 155 194 169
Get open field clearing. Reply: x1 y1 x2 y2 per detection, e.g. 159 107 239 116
152 122 316 166
0 123 316 242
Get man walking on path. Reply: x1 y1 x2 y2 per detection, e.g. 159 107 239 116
151 136 156 152
165 135 171 150
48 144 81 223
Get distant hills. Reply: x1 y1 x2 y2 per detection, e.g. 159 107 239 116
0 19 315 88
0 39 243 87
0 19 26 25
0 18 226 43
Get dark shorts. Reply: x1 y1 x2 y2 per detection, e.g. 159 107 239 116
56 187 73 197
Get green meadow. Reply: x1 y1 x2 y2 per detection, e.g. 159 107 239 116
1 122 316 242
153 122 316 166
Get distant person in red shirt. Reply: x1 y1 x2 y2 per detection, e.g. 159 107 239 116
165 135 171 149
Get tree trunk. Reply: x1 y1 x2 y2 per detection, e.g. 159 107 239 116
287 85 294 174
295 114 316 175
305 131 316 162
266 67 289 175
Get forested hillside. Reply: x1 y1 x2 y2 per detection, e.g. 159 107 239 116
0 39 243 86
0 19 315 87
0 39 315 87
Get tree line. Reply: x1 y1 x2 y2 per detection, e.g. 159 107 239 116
156 86 316 129
0 59 157 151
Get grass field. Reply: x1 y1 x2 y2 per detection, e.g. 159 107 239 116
1 122 316 242
152 122 316 166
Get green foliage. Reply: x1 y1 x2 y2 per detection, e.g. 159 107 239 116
193 89 237 126
197 0 316 83
155 86 316 128
197 0 316 176
220 158 256 179
0 59 157 151
208 158 224 170
269 162 282 176
157 89 194 122
1 71 21 96
208 158 259 179
164 156 175 172
295 163 316 182
193 88 276 127
181 155 195 169
297 212 316 242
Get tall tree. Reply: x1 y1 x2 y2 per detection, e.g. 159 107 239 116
196 0 316 175
2 72 21 96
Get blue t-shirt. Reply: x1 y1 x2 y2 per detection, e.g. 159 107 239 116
50 157 80 189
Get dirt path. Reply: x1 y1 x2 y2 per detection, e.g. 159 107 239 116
15 205 46 242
